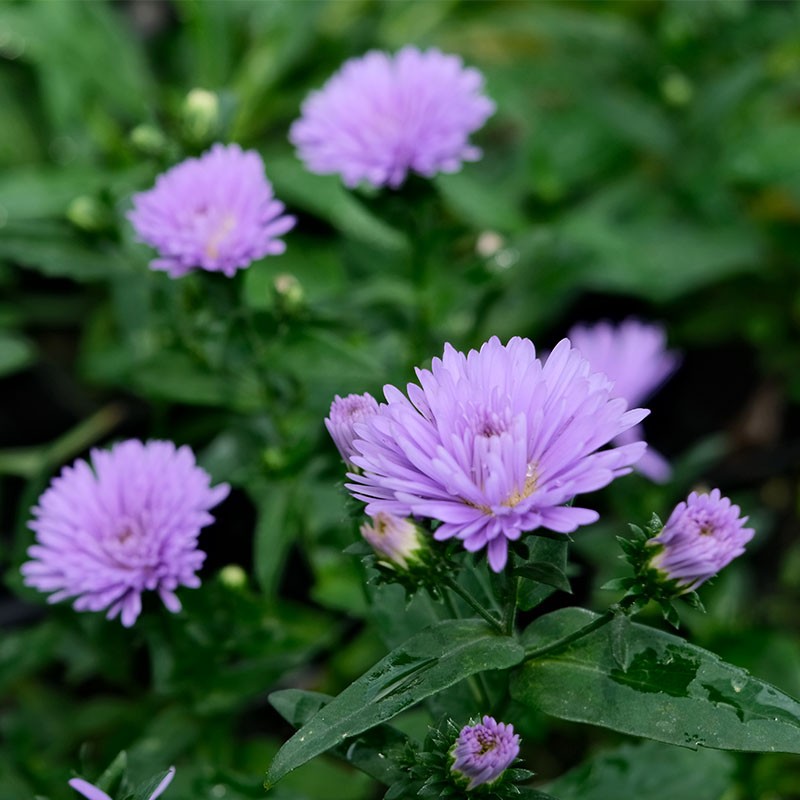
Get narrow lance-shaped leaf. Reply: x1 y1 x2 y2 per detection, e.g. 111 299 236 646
511 607 800 753
270 689 411 786
266 619 525 788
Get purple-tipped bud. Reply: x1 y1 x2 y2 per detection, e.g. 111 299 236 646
360 513 426 570
325 392 380 468
451 716 520 790
647 489 755 594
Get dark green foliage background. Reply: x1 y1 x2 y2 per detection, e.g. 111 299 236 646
1 1 800 798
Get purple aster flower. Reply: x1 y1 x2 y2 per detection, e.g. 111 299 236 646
567 319 680 483
360 513 426 570
451 716 520 790
325 392 380 468
290 46 495 188
22 440 229 627
647 488 755 593
70 767 175 800
346 336 648 572
128 143 295 278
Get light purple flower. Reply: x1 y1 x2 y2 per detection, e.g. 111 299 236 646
567 319 680 483
325 392 380 468
347 336 648 572
290 46 495 188
22 440 229 627
128 143 295 278
647 488 755 593
70 767 175 800
360 513 425 570
451 716 520 790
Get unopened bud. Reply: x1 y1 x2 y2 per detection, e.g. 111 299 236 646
66 196 110 232
219 564 248 590
130 123 167 156
273 273 304 312
360 513 426 570
182 88 220 143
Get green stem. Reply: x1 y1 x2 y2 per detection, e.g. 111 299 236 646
438 585 494 711
443 576 505 634
503 576 519 636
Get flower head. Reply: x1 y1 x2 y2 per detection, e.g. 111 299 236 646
451 716 520 790
290 46 495 188
347 336 648 572
360 513 426 570
567 319 680 483
70 767 175 800
22 440 229 627
647 488 755 593
325 392 380 468
128 143 295 277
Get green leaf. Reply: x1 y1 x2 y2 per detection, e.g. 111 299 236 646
0 331 35 376
266 620 524 787
511 608 800 753
517 536 570 611
265 155 408 253
270 689 410 786
545 740 735 800
129 768 174 800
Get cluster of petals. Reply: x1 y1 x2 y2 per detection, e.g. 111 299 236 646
648 488 755 592
128 143 295 277
69 767 175 800
290 46 495 188
346 336 648 572
567 318 680 483
451 716 520 790
22 440 229 627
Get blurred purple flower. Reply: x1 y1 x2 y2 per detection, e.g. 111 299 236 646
22 440 229 627
451 716 520 790
360 513 425 570
567 319 680 483
325 392 380 468
347 336 647 572
648 488 754 593
128 143 295 278
70 767 175 800
290 46 495 188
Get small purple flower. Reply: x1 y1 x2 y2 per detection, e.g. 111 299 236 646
647 489 755 593
347 336 648 572
567 319 680 483
325 392 380 468
22 440 229 627
360 513 425 570
290 46 495 188
70 767 175 800
451 716 520 790
128 143 295 278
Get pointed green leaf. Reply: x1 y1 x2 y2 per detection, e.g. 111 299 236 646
270 689 410 786
511 608 800 753
266 620 524 787
545 740 735 800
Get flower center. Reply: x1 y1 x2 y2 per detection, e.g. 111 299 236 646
204 213 237 259
502 463 538 508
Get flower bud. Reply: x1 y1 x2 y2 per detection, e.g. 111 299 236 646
130 123 168 156
66 195 110 232
181 88 220 143
325 392 379 468
450 715 520 790
360 513 426 570
646 488 754 595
